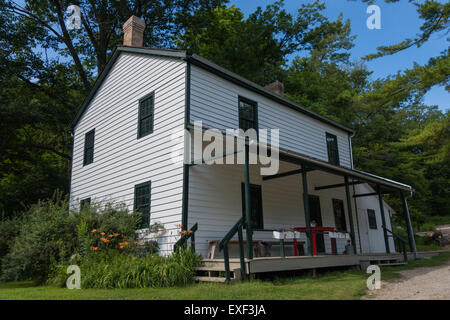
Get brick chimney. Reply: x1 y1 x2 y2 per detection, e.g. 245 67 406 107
264 80 284 96
123 16 146 47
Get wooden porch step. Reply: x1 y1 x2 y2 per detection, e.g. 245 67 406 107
378 262 407 267
195 266 226 272
194 276 228 283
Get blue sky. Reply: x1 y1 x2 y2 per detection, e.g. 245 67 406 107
229 0 449 111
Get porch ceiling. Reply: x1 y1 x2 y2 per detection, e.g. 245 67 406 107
186 124 413 193
278 149 412 193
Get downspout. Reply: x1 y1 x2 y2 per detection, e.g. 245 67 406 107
349 133 363 253
181 61 191 231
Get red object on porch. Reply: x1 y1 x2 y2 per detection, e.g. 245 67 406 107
293 238 299 256
294 227 335 256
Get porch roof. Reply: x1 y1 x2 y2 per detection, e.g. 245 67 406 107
186 124 413 193
278 148 413 193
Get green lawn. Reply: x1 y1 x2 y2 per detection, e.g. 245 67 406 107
0 270 367 300
1 252 449 300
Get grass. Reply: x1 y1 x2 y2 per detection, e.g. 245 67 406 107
379 251 450 281
0 269 367 300
1 252 449 300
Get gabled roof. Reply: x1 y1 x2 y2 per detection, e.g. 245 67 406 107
70 46 355 134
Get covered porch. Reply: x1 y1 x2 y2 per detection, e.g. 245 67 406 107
180 130 417 281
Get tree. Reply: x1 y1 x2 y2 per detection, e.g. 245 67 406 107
0 0 224 216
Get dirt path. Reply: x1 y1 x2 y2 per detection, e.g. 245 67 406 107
365 259 450 300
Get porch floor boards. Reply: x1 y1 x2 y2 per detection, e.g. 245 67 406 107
199 253 405 276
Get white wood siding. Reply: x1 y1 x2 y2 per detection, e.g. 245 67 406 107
189 66 352 168
188 161 363 257
70 52 186 255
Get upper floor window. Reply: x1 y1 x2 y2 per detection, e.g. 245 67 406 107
367 209 377 229
326 132 339 166
241 183 264 230
332 199 347 232
134 181 151 228
238 97 258 132
83 129 95 166
138 92 154 139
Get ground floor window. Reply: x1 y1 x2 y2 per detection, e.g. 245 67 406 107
80 197 91 209
367 209 377 229
241 183 264 230
332 199 347 232
134 181 151 228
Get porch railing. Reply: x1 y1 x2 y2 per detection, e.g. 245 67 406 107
173 223 198 252
218 217 246 282
383 226 408 262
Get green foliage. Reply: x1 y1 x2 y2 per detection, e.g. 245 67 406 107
50 249 202 289
0 216 23 274
0 194 143 283
177 0 355 85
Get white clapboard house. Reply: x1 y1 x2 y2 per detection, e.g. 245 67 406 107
69 16 418 280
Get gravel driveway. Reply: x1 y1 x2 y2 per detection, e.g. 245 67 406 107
364 259 450 300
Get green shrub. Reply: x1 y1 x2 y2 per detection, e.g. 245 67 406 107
0 216 23 274
0 194 145 283
50 249 202 289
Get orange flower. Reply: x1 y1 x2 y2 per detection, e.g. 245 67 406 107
108 234 113 238
91 246 98 251
100 232 105 236
178 224 183 228
119 245 124 249
163 229 167 233
113 233 119 237
100 237 109 243
132 257 136 261
91 229 97 233
181 230 187 235
188 230 193 234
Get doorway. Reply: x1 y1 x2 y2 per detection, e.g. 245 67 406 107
308 195 325 254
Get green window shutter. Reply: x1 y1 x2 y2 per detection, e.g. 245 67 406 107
241 182 264 230
83 129 95 166
326 132 340 166
367 209 377 229
238 97 258 132
134 181 151 228
332 199 347 232
138 92 155 138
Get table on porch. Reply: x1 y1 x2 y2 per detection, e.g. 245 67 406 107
294 227 339 256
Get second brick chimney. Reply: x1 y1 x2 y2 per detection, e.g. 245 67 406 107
264 80 284 96
123 16 146 47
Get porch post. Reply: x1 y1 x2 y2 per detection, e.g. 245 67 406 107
244 143 253 259
344 176 357 252
377 185 390 254
301 164 313 256
400 191 418 260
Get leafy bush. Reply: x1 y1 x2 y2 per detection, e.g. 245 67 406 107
0 194 148 283
0 216 23 274
50 249 202 288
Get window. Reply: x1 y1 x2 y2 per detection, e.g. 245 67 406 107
80 198 91 209
326 133 339 166
332 199 347 232
238 97 258 132
138 92 154 138
83 129 95 166
134 181 151 228
241 183 263 230
367 209 377 229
